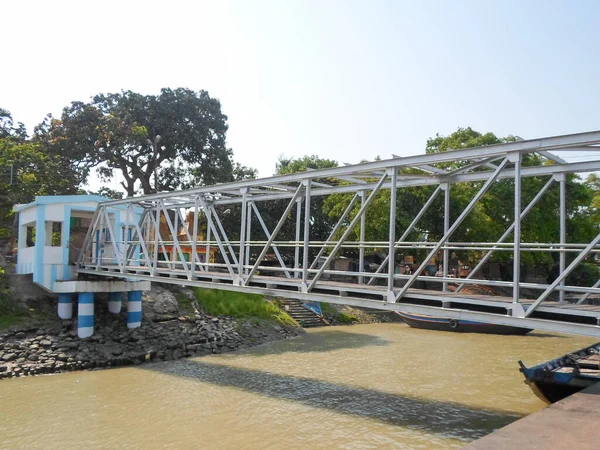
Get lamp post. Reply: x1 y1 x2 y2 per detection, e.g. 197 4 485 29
147 135 162 193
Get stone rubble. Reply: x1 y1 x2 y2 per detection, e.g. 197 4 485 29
0 309 303 380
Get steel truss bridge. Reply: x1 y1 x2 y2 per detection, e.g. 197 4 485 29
78 131 600 337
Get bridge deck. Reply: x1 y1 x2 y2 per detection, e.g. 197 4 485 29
79 264 600 333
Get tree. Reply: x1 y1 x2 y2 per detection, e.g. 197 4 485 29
0 109 82 237
35 88 255 197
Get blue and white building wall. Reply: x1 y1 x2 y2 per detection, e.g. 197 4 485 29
13 195 150 338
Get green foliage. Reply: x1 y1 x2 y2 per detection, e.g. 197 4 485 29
0 109 81 236
0 267 29 324
566 263 600 287
193 288 297 326
321 302 358 324
275 154 338 175
86 187 124 200
35 88 255 196
176 293 196 316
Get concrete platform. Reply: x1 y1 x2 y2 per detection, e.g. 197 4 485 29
466 382 600 449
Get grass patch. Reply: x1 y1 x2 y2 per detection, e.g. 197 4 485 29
176 294 196 316
337 311 359 324
321 302 359 324
0 313 28 330
193 288 297 327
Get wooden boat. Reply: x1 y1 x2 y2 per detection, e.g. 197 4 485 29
518 342 600 404
395 311 532 335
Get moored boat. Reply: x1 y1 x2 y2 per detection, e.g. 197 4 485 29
518 342 600 404
395 311 532 335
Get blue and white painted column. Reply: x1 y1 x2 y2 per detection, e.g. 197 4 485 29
57 293 73 320
127 291 142 329
108 292 122 314
78 292 95 338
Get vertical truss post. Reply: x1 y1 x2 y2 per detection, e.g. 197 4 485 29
367 185 442 286
205 207 211 271
302 180 312 286
442 183 450 292
152 203 160 272
245 201 252 275
559 173 567 303
387 169 398 297
238 188 249 278
251 202 292 278
93 206 106 270
198 195 236 278
395 158 509 301
359 190 366 284
456 176 555 292
294 198 302 279
512 153 522 303
525 230 600 317
246 184 305 284
308 173 388 292
191 196 199 278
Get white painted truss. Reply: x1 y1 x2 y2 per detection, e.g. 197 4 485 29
77 130 600 336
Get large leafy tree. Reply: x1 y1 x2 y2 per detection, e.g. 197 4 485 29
0 109 82 237
35 88 255 197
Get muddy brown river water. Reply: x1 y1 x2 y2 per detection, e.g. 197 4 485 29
1 323 596 449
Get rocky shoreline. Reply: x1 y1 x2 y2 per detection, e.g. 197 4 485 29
0 287 304 380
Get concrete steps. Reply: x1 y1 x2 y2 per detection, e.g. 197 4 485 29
277 299 327 328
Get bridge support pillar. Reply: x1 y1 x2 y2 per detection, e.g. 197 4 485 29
58 293 73 320
127 291 142 329
77 292 95 339
108 292 122 314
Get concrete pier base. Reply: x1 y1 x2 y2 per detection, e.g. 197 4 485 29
108 292 122 314
467 382 600 449
57 293 73 319
77 292 95 339
127 291 142 329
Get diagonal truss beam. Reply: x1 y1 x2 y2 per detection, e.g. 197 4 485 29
308 193 360 271
307 172 389 292
245 184 305 284
395 158 510 301
198 195 236 279
524 231 600 317
367 185 443 285
455 176 555 293
251 202 292 279
210 205 239 267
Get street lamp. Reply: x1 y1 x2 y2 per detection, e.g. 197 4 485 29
146 135 162 193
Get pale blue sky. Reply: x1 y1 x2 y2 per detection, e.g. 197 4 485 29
3 0 599 189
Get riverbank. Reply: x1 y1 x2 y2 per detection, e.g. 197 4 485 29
0 285 304 379
466 381 600 449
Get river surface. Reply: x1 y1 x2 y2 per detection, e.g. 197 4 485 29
1 323 597 449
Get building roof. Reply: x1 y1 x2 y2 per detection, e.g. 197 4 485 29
13 195 110 213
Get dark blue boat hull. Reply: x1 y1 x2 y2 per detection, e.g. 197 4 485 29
395 311 532 335
519 342 600 404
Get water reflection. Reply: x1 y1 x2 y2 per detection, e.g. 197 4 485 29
143 359 522 441
242 330 392 355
